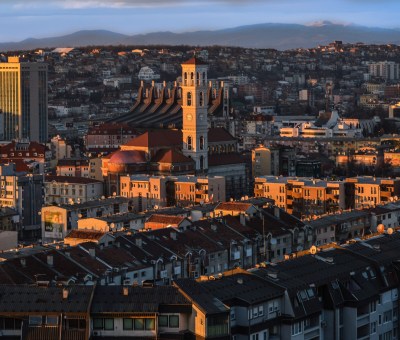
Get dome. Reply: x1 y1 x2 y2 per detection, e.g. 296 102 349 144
108 150 146 173
109 150 146 165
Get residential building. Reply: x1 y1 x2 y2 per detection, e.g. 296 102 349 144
44 175 104 205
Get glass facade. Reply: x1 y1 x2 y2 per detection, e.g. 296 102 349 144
0 59 47 142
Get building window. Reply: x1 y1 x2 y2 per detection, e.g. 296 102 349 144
158 316 168 327
29 316 42 326
134 318 155 330
187 92 192 106
169 315 179 328
291 322 302 336
199 136 204 150
187 136 192 150
93 318 114 330
199 92 204 106
123 318 133 330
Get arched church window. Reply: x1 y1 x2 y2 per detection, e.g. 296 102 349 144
203 72 206 85
184 72 187 86
199 92 203 106
187 92 192 106
199 136 204 150
197 72 200 86
187 136 192 150
190 72 194 85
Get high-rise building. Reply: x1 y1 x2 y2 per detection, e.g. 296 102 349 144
368 61 399 81
0 56 48 142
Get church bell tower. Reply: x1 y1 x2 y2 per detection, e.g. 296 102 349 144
181 58 208 173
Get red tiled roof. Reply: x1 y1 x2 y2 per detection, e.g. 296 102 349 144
124 130 181 148
151 148 194 164
215 202 253 212
181 57 207 65
146 214 186 226
65 229 107 240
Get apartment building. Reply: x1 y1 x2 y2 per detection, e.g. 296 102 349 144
56 158 90 177
254 176 345 218
345 177 400 209
120 174 225 212
44 175 103 205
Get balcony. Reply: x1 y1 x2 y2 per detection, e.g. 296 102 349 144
292 192 302 199
381 190 392 198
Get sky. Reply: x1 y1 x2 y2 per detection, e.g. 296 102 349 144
0 0 399 42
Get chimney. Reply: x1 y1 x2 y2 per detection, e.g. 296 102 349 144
170 231 177 241
89 248 96 258
62 288 69 300
135 238 142 248
122 286 129 296
47 255 54 267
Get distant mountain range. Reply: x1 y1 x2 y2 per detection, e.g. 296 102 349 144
2 22 400 51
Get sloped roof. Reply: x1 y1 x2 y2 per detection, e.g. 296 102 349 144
146 214 187 225
181 57 207 65
208 128 236 143
151 148 194 164
124 130 182 148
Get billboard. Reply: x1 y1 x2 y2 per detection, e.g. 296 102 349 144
43 211 64 239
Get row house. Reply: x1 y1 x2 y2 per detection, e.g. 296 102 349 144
176 231 400 340
2 232 400 339
307 210 371 246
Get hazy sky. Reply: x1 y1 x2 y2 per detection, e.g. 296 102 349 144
0 0 399 42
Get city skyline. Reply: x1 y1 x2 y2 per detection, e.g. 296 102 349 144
1 0 400 43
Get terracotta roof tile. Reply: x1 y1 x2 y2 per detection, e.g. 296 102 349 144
215 202 253 212
124 130 181 148
151 148 194 164
146 214 186 225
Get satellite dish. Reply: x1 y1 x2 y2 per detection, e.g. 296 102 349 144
377 224 385 233
387 228 394 235
310 245 317 255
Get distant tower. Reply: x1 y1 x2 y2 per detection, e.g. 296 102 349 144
181 58 208 173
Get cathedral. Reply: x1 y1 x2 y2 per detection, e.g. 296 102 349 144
102 58 249 200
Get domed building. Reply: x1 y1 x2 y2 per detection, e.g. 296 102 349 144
102 58 249 200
